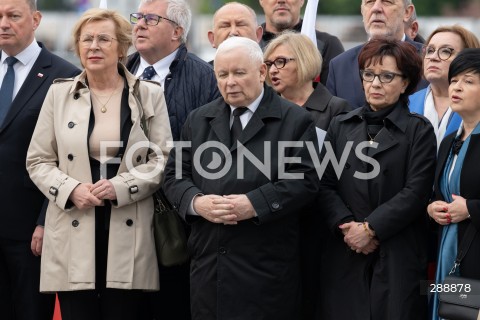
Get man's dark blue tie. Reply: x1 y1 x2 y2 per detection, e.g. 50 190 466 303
0 56 18 126
230 107 248 147
141 66 156 80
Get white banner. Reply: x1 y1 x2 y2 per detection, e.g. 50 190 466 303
300 0 319 48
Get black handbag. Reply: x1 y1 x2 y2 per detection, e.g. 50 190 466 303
438 224 480 320
135 93 189 267
152 189 189 267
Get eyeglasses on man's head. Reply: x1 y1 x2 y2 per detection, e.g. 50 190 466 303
130 13 177 26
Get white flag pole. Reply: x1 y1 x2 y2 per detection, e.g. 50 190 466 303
99 0 108 9
300 0 319 48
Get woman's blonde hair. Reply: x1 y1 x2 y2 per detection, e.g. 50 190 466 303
72 8 132 65
263 31 322 85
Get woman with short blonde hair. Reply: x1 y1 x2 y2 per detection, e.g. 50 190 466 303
264 32 350 130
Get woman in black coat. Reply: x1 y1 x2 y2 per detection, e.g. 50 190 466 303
263 32 352 319
428 48 480 320
318 39 437 320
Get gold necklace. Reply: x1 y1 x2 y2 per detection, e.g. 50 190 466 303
90 77 121 113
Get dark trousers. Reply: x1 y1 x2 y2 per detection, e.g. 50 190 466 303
0 238 55 320
145 262 191 320
58 288 144 320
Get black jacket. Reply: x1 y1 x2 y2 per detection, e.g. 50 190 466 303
126 44 221 140
163 86 320 320
303 83 351 130
318 102 436 320
260 19 344 86
433 131 480 279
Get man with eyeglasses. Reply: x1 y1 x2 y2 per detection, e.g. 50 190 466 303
127 0 220 141
0 0 79 319
258 0 344 86
326 0 427 108
126 1 220 319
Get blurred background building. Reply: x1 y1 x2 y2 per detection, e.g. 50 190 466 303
36 0 480 66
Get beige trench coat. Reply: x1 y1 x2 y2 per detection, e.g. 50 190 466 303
26 65 172 292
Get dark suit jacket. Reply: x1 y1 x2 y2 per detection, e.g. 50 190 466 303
0 44 79 241
433 132 480 279
326 37 426 109
163 85 319 320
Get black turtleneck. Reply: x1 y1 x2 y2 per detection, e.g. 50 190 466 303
363 104 396 140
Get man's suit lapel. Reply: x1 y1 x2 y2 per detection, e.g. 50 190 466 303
1 48 51 130
205 88 282 152
234 87 281 151
208 101 231 149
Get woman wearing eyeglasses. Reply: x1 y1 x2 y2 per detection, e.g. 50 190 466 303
26 9 172 319
317 39 436 320
410 25 479 148
263 32 351 319
428 48 480 320
263 32 351 131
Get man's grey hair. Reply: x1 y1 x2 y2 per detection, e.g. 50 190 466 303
141 0 191 43
212 2 259 28
215 37 263 65
26 0 37 11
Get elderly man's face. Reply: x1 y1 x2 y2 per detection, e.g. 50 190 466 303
361 0 412 40
208 4 261 48
214 49 266 107
259 0 304 33
132 0 180 63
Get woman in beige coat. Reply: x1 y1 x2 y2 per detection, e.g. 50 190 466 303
26 9 172 320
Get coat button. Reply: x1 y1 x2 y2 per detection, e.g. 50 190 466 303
68 121 75 128
271 202 280 209
72 220 79 227
136 155 142 162
345 163 351 169
73 93 80 100
68 154 74 161
218 247 227 255
126 219 133 227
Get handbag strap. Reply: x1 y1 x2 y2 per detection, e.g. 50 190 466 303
450 223 477 275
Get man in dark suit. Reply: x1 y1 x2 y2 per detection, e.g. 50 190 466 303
326 0 425 108
163 37 320 320
0 0 79 319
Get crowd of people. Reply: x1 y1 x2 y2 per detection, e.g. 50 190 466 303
1 0 480 319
